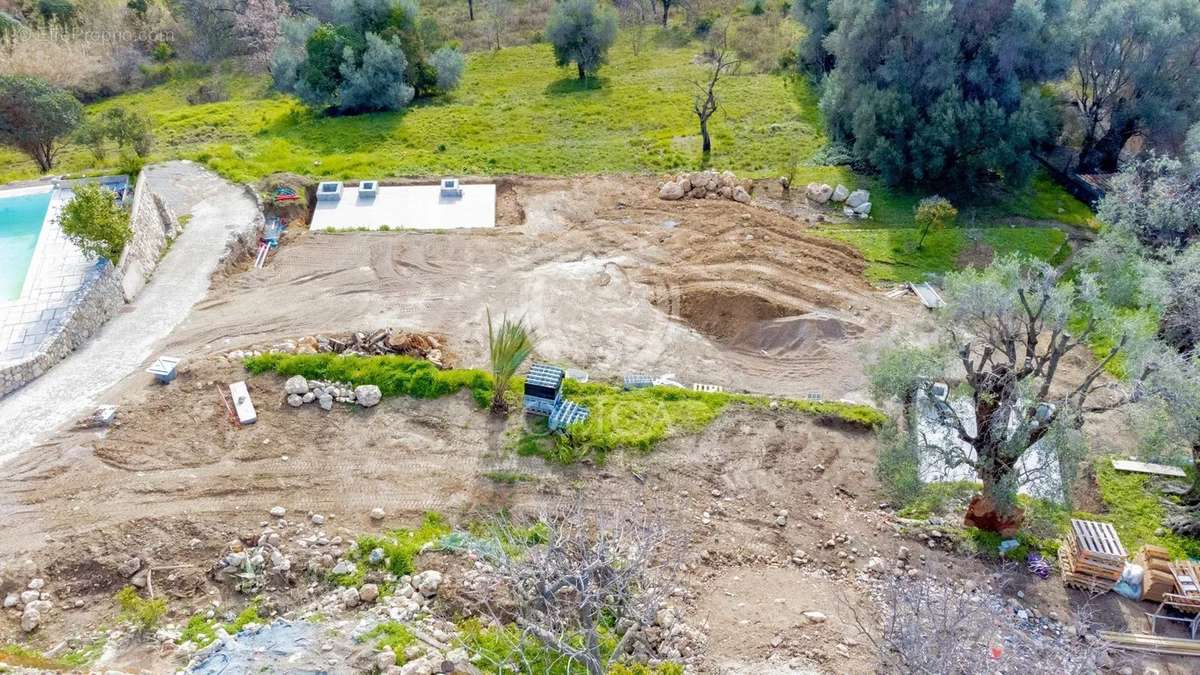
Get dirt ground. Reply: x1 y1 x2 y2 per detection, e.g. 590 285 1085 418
0 176 1183 673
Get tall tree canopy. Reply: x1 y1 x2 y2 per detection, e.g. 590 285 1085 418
271 0 463 113
809 0 1070 186
1069 0 1200 174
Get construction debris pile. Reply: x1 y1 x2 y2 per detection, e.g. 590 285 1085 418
292 329 445 367
1058 518 1126 593
284 375 381 411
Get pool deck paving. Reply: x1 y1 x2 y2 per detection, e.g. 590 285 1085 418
0 187 93 364
0 162 260 461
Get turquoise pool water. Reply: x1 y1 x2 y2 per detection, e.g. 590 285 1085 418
0 190 52 301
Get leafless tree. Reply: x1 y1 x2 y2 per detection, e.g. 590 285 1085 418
466 503 681 675
693 32 737 156
844 567 1110 674
484 0 512 51
614 0 654 56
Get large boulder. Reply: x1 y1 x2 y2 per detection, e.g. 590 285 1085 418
846 189 870 209
284 375 308 395
659 181 685 201
831 184 849 202
675 174 692 192
355 385 382 408
852 201 872 216
805 183 834 204
732 187 751 204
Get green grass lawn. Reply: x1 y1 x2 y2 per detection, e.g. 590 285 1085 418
816 225 1069 283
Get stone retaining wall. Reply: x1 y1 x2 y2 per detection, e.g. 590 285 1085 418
116 174 181 301
0 263 123 397
0 169 184 398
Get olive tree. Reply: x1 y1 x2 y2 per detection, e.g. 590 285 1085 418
0 75 82 172
869 256 1154 532
1069 0 1200 173
812 0 1069 185
913 196 958 250
546 0 618 81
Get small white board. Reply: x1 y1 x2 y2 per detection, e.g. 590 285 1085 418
909 282 945 309
1111 459 1187 478
229 381 257 425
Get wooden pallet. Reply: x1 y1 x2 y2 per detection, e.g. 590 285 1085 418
1070 518 1127 559
1059 544 1118 592
1060 541 1122 581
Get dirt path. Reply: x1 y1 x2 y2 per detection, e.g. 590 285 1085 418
0 162 260 461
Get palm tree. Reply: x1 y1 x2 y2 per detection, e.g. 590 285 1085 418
487 308 535 413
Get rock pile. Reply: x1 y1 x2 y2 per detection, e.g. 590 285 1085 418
658 170 752 205
3 577 53 633
804 182 872 218
283 375 382 411
292 329 445 367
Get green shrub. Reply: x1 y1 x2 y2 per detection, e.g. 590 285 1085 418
0 643 69 669
179 615 219 648
243 353 493 407
115 586 167 634
224 597 265 634
59 183 132 262
347 512 451 581
365 622 416 664
457 619 682 675
875 421 925 507
482 470 535 484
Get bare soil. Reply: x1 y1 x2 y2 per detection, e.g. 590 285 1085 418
0 176 1181 673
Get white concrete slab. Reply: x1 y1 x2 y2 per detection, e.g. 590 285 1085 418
1111 460 1187 478
310 184 496 231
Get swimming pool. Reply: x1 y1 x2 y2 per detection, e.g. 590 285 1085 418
0 189 53 302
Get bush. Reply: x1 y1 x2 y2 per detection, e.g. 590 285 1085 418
243 353 493 407
59 183 132 262
346 512 451 581
874 420 923 506
187 80 230 104
115 586 166 634
429 46 465 93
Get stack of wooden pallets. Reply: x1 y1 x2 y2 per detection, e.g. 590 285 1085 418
1134 544 1176 602
1059 518 1127 592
